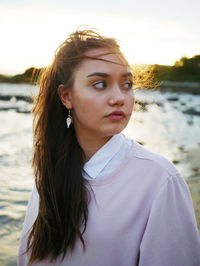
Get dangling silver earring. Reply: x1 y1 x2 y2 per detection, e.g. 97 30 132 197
66 110 72 128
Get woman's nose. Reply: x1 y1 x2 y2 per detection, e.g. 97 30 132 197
108 86 125 106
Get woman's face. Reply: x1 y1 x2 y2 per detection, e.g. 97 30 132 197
62 49 135 140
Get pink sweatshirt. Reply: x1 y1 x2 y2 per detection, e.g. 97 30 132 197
18 141 200 266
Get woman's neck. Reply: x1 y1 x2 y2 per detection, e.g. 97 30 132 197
76 134 112 162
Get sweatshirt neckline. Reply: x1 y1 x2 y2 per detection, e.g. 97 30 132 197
84 140 135 186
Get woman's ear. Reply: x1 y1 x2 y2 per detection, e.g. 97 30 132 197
57 84 73 109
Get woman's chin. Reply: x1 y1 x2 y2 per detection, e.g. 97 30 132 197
101 126 125 137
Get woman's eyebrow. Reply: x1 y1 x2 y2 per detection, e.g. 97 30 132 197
122 72 133 78
87 72 109 78
86 72 133 78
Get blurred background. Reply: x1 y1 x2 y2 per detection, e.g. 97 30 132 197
0 0 200 265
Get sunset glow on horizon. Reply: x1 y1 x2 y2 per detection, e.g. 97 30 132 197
0 0 200 75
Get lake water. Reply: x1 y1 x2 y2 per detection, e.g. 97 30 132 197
0 83 200 265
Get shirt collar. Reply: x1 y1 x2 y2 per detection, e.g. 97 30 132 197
83 133 125 179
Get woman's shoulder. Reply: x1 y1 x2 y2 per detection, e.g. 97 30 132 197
128 139 179 178
126 139 190 204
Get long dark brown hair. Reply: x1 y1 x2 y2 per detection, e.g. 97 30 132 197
26 29 124 263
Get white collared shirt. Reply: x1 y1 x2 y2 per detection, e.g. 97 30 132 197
83 133 132 179
19 134 200 266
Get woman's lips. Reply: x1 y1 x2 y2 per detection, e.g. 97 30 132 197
106 111 125 120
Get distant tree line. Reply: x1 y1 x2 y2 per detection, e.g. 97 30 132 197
0 55 200 84
0 67 43 84
153 55 200 82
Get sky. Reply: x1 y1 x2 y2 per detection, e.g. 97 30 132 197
0 0 200 75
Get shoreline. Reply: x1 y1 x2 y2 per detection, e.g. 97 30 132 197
159 81 200 94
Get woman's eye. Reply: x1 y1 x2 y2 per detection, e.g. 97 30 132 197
123 81 133 89
92 81 106 89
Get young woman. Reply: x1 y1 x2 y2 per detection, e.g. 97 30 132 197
18 30 200 266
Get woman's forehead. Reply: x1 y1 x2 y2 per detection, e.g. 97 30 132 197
85 48 127 65
77 60 131 78
76 48 131 75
